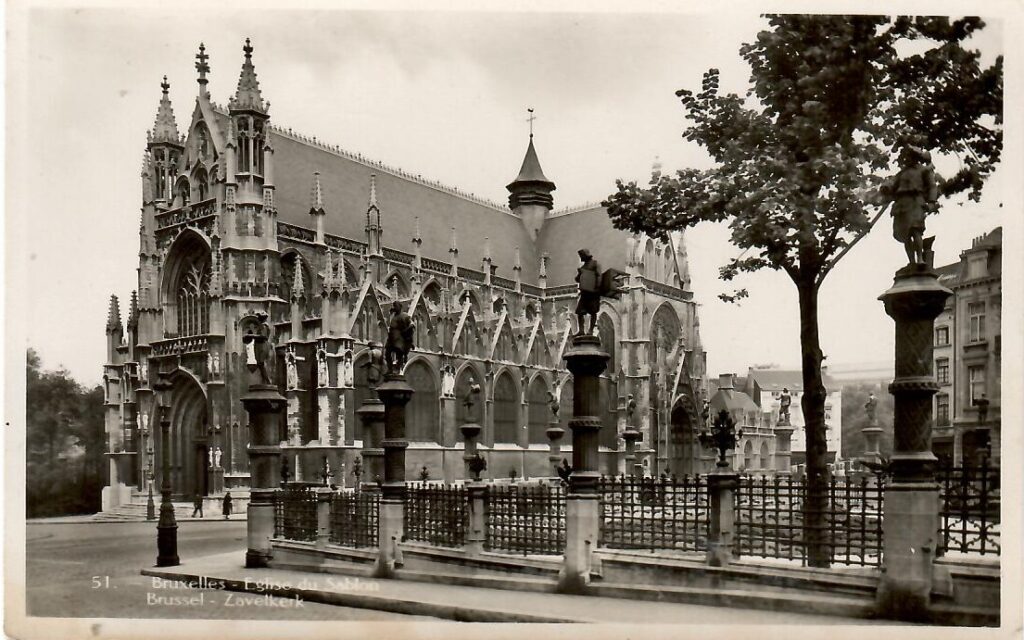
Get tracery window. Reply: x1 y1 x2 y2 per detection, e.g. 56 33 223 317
493 372 518 444
176 262 209 337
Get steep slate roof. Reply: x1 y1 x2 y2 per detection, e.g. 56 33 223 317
507 137 554 188
269 130 540 282
746 368 839 394
538 205 632 285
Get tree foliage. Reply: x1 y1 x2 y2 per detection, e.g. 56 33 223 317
602 15 1001 566
26 348 107 517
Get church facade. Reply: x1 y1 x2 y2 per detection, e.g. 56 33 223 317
101 41 707 508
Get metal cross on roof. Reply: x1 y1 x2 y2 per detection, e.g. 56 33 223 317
526 107 536 138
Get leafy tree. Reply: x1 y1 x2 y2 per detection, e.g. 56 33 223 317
26 348 107 517
603 16 1001 566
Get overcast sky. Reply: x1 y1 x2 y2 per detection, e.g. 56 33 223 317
7 5 1007 386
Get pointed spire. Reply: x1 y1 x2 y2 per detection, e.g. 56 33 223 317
195 42 210 97
310 171 324 213
127 291 139 329
106 294 123 334
149 76 181 145
509 137 554 187
483 237 492 263
229 38 266 112
291 257 305 300
368 173 379 214
321 248 335 293
336 250 348 287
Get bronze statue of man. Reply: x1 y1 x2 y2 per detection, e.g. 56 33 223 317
384 300 415 374
574 248 602 336
883 146 938 266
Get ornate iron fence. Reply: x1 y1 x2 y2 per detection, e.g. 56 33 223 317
734 474 884 567
404 483 468 548
273 484 318 542
485 484 565 555
598 475 708 552
329 490 380 548
937 460 1000 557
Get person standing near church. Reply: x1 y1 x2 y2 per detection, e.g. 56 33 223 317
222 492 232 520
191 493 203 518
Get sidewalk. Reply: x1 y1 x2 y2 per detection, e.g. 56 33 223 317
29 513 248 524
141 551 894 624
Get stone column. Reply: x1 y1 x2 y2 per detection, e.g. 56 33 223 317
373 372 413 578
774 424 794 476
357 397 385 493
315 487 332 550
242 383 286 569
461 422 482 480
706 472 739 566
465 483 486 555
859 421 883 478
876 265 952 619
546 420 564 476
622 426 641 476
558 334 609 594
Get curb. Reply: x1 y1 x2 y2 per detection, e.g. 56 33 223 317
140 568 577 623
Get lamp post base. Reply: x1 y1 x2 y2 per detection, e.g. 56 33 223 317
156 524 179 567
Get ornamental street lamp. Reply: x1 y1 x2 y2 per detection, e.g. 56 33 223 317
152 371 179 566
698 409 744 470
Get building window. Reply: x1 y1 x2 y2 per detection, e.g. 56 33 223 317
935 326 949 346
936 394 950 426
968 302 986 342
968 366 986 405
936 358 950 385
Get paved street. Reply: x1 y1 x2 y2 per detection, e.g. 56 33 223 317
26 520 433 620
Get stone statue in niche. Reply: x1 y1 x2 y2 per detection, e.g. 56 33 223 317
341 350 355 388
316 347 330 388
285 349 305 390
213 447 222 468
441 364 456 398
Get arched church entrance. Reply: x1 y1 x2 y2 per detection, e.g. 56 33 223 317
670 400 697 475
161 371 209 499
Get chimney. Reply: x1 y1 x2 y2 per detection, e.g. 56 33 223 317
718 373 734 390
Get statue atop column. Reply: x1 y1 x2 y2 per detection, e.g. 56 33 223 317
864 392 877 424
384 301 415 374
575 249 602 336
882 145 938 267
574 248 628 336
778 387 792 425
241 312 272 386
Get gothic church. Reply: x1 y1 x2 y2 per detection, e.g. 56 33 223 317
101 40 706 507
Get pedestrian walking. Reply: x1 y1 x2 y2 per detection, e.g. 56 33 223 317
222 492 232 520
191 493 204 518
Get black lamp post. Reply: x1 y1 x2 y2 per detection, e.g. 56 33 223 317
152 371 179 567
698 409 744 469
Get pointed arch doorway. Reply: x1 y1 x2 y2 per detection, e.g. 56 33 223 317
157 370 210 500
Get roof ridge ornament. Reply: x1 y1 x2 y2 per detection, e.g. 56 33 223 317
150 76 182 145
229 38 266 112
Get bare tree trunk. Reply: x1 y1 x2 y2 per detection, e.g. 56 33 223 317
797 278 831 568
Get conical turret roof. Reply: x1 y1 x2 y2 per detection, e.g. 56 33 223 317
106 294 123 333
507 137 555 190
229 38 267 112
149 77 182 145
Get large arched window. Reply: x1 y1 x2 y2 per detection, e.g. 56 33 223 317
352 353 371 442
457 315 478 357
161 231 211 338
176 262 210 337
597 315 616 372
413 306 436 352
237 117 251 172
405 361 439 442
494 325 514 362
353 303 383 344
743 440 754 471
527 377 550 445
455 366 482 438
422 282 442 308
760 441 770 470
492 372 519 444
193 168 209 202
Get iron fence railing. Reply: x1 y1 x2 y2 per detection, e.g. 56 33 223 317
274 484 318 542
734 474 885 567
330 490 380 548
485 484 565 556
937 460 1000 557
404 483 468 548
598 475 708 552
